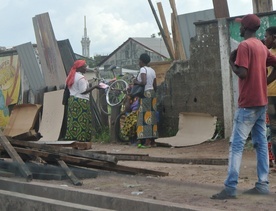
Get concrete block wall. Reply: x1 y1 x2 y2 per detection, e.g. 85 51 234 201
157 20 224 137
157 11 276 138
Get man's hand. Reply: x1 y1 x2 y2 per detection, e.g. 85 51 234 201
229 49 247 79
229 49 237 63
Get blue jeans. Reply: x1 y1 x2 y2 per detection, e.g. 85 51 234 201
224 106 269 195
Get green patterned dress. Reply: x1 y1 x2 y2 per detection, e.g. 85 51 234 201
64 96 92 142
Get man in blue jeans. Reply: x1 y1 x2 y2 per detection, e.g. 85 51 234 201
211 14 276 200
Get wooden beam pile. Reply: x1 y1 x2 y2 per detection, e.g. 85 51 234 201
0 131 168 186
0 130 228 187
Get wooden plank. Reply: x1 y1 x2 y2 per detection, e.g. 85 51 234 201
9 139 117 164
148 0 175 60
111 154 228 166
171 14 178 60
32 12 67 89
212 0 229 18
252 0 273 13
110 106 121 142
0 170 15 178
0 131 32 181
0 146 168 177
57 159 83 186
72 142 92 150
109 153 149 157
0 158 98 179
169 0 186 60
66 165 98 179
12 130 42 141
157 2 174 60
32 172 64 180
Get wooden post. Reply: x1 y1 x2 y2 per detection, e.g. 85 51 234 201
169 0 186 60
252 0 273 13
110 106 121 142
212 0 230 18
157 2 175 60
171 14 178 60
0 131 32 181
56 159 83 186
148 0 175 60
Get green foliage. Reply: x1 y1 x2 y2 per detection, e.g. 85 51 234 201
84 54 108 68
86 59 94 68
92 126 110 143
82 57 94 68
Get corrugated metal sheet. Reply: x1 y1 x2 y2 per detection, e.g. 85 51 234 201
57 39 76 76
178 9 215 59
16 42 46 94
132 37 170 58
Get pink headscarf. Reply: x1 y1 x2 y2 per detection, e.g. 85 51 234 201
66 60 86 88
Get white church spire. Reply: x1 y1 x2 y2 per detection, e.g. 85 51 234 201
81 16 90 58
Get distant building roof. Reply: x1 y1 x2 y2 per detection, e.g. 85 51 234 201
131 37 170 58
97 37 169 66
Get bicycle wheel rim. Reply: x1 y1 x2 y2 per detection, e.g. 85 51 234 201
106 79 128 106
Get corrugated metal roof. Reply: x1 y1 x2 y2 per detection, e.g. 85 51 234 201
16 42 46 94
178 9 215 59
97 37 169 67
132 37 170 58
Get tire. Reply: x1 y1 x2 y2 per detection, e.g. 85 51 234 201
106 79 128 106
121 73 135 84
115 112 130 142
99 93 111 115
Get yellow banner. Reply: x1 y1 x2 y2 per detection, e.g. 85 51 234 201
0 55 21 128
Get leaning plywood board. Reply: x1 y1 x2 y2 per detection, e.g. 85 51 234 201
38 90 64 142
3 104 42 137
157 112 217 147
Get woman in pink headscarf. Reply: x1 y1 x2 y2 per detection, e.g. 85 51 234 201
64 60 92 142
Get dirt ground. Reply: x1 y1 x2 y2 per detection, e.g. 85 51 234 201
39 139 276 210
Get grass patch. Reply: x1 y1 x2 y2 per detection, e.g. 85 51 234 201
92 126 110 143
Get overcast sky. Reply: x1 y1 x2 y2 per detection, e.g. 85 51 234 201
1 0 275 56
